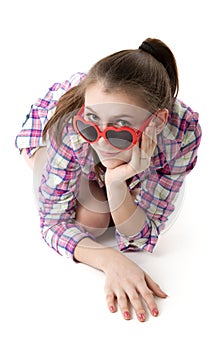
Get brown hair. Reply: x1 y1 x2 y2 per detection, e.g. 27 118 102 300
42 37 179 144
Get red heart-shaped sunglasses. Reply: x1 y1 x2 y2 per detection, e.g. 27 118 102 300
73 105 155 150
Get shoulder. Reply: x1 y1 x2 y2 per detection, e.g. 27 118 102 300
151 98 202 168
162 98 201 142
172 99 199 125
48 72 87 92
68 72 87 87
35 72 87 110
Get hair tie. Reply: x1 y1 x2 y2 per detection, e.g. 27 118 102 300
139 41 156 56
139 41 166 71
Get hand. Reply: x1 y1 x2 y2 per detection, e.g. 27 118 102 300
103 252 167 322
105 121 157 184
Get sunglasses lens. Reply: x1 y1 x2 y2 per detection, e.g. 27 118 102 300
106 130 133 149
76 120 98 142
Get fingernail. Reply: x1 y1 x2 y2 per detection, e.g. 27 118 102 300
124 311 131 319
149 121 155 128
152 308 159 317
138 313 145 322
109 306 115 313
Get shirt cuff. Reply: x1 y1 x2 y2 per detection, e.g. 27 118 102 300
41 222 97 261
115 218 159 253
19 147 41 158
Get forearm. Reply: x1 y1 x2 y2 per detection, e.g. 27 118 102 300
21 148 36 169
22 147 47 170
106 180 146 236
74 237 120 272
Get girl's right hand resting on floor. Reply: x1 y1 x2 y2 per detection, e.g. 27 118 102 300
103 250 167 321
74 238 167 322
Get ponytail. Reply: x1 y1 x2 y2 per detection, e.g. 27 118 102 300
139 38 179 98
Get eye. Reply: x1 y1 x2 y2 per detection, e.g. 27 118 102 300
115 119 131 127
85 113 100 123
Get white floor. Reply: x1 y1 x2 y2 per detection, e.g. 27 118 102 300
1 1 219 349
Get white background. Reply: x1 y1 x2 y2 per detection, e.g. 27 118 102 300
1 0 219 349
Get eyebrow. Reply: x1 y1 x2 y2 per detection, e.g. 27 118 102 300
85 106 135 120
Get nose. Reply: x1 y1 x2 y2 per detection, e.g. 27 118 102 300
96 127 114 150
96 123 109 145
95 123 115 150
97 135 109 147
98 122 108 132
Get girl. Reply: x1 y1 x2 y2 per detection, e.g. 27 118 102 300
15 38 202 322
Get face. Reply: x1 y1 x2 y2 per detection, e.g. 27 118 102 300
83 82 153 169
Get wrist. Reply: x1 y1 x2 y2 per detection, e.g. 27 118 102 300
74 237 120 272
105 167 128 186
105 180 127 212
105 178 126 190
100 248 123 273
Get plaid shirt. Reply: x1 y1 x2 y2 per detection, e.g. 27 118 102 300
15 72 202 259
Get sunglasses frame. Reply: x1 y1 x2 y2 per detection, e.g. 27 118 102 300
73 105 155 150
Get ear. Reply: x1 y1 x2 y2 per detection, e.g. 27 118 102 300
153 109 169 134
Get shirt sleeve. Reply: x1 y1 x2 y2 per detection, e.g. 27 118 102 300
15 72 86 157
115 110 202 253
38 122 96 260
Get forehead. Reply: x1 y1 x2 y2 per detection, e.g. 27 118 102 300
84 103 150 120
84 83 150 119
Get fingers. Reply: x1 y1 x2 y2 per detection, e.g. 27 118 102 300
139 273 168 317
141 122 157 157
128 122 157 176
117 292 131 320
116 291 148 322
105 287 166 322
144 121 157 140
106 292 116 314
106 291 131 320
134 277 167 319
137 287 159 318
127 289 146 322
145 273 168 298
106 288 154 322
105 278 167 322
